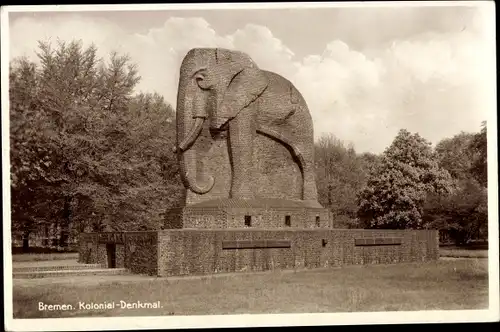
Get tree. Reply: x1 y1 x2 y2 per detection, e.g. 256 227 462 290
315 134 368 227
435 132 477 181
470 121 487 187
10 39 182 250
33 40 144 242
358 152 382 178
81 91 183 232
9 57 60 250
357 129 453 229
434 124 487 187
423 122 488 244
423 178 487 245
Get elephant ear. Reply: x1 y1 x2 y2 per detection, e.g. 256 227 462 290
217 58 269 120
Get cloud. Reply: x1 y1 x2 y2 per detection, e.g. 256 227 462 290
292 40 387 150
8 10 492 153
9 15 126 62
230 24 298 76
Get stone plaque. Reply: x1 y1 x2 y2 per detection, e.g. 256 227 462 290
222 239 291 249
98 232 125 244
354 237 403 246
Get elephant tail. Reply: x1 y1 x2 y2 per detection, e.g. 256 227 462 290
256 124 306 181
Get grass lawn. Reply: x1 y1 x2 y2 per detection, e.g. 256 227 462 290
12 258 488 318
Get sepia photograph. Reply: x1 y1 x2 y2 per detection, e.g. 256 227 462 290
1 2 498 331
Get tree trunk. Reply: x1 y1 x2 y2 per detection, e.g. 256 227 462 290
327 184 332 207
22 231 30 253
60 196 72 248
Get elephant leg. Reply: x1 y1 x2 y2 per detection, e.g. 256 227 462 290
228 107 257 200
302 159 320 205
286 140 318 204
295 134 321 206
256 123 321 205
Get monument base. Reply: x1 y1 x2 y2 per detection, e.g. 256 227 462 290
79 229 439 277
164 198 330 229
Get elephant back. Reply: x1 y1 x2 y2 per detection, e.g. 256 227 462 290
257 71 311 126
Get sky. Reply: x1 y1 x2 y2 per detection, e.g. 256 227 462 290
7 3 495 154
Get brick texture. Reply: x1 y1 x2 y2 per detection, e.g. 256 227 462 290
79 232 158 276
164 198 330 229
156 229 439 276
175 48 320 207
78 229 440 277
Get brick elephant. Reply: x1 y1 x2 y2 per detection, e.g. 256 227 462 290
174 48 319 206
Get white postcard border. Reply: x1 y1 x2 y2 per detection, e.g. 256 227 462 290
2 2 498 331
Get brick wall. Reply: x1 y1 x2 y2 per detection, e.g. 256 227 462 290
185 133 303 206
80 229 439 277
79 232 158 276
124 232 158 275
169 206 330 229
157 229 439 277
116 244 125 268
183 208 227 228
225 208 330 228
163 208 183 229
97 244 107 267
78 233 99 264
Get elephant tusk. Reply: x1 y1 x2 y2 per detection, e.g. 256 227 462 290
177 117 206 152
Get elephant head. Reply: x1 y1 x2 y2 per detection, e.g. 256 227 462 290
174 48 269 194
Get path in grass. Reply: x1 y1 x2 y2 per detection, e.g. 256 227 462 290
12 259 488 318
12 252 78 262
439 249 488 258
12 259 86 268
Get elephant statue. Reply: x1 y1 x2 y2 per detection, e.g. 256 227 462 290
174 48 320 207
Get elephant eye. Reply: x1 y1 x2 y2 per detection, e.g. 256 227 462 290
193 68 207 81
193 69 212 89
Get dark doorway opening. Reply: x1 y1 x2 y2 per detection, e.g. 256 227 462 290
285 215 291 227
316 216 320 227
244 215 252 227
106 243 116 268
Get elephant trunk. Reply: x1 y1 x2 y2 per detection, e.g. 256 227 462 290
175 75 214 195
176 117 205 152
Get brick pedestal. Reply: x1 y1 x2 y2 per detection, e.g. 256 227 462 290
79 228 439 277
